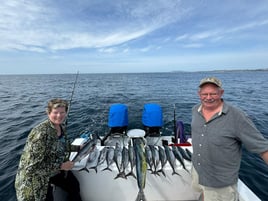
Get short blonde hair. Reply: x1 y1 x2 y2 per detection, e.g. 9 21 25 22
46 98 69 114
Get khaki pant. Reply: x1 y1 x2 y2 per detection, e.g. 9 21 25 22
191 167 239 201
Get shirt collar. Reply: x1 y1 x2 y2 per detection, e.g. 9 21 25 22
198 99 226 116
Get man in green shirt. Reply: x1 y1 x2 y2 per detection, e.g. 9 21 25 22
191 77 268 201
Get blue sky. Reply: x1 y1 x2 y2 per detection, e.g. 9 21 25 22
1 0 268 74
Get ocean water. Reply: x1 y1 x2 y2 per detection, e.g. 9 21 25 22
0 71 268 201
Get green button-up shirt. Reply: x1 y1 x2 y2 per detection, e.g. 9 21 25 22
191 101 268 187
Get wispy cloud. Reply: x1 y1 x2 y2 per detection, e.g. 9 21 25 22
174 18 268 48
175 34 188 41
1 0 268 74
0 0 188 52
182 43 203 48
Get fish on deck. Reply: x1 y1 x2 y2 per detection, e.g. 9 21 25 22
133 138 147 201
71 136 98 163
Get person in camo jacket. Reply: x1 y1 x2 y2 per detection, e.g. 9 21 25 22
15 98 82 201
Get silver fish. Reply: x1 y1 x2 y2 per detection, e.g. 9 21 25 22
145 145 153 173
118 145 129 179
133 138 147 201
164 145 181 176
185 148 192 161
172 145 188 173
86 146 100 173
77 146 99 173
177 146 191 162
114 142 126 179
149 145 160 176
71 137 97 163
126 141 136 179
97 146 108 166
102 146 114 172
157 146 167 177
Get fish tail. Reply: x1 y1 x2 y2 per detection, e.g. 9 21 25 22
126 171 137 179
152 170 161 176
114 171 127 180
172 170 181 176
89 166 98 173
135 189 147 201
147 167 153 172
157 169 166 177
78 167 89 173
184 167 190 173
102 167 112 172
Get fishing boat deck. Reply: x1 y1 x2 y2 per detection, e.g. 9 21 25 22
70 135 261 201
71 135 200 201
73 164 200 201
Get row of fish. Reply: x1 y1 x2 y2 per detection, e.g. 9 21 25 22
71 136 192 201
72 138 192 180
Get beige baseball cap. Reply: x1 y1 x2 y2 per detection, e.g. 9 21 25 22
199 77 222 88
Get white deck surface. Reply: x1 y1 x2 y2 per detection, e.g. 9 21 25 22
71 137 261 201
72 156 201 201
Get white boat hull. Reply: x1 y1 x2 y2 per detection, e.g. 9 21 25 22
72 153 200 201
70 136 261 201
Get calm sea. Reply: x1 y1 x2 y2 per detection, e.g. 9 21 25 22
0 71 268 201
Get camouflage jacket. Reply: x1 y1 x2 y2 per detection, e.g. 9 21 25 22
15 119 75 201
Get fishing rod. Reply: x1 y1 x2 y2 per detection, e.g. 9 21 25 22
65 71 102 143
62 71 79 177
65 71 79 126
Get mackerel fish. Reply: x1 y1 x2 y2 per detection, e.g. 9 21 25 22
172 145 188 172
145 145 153 173
71 136 97 163
114 142 126 179
157 145 167 177
102 146 114 172
164 145 181 176
126 140 136 179
149 145 160 176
